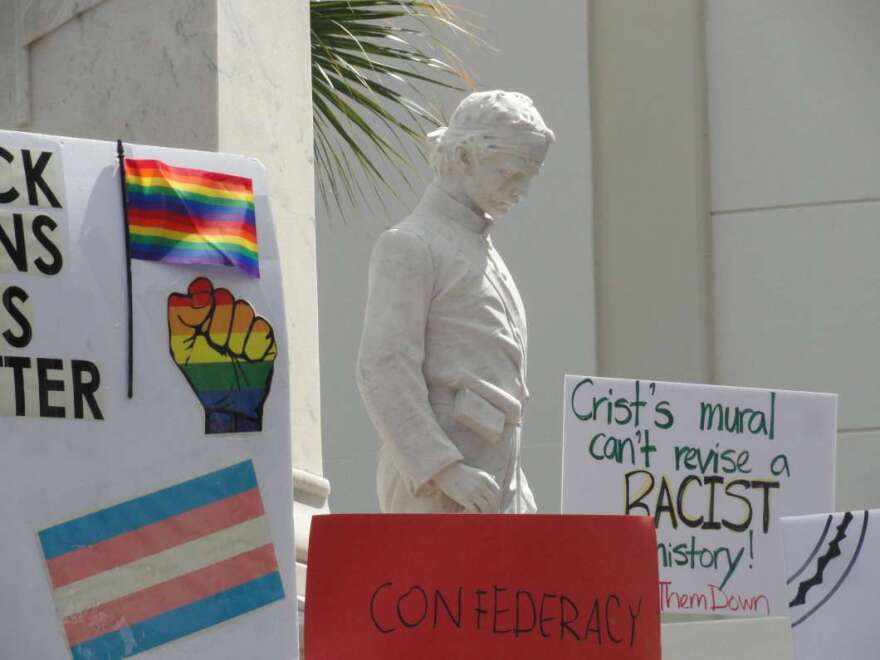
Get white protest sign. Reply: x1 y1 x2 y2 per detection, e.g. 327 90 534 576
0 129 298 659
562 375 836 617
782 509 878 660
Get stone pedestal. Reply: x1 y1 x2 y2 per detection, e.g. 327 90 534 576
0 0 328 607
661 617 792 659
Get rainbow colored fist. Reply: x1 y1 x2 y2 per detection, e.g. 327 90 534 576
168 277 277 434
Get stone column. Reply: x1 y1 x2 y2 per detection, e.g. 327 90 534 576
590 0 713 383
0 0 328 617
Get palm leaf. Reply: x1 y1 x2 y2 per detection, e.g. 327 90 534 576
310 0 478 215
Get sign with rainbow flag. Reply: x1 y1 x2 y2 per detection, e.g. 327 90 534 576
0 129 298 659
124 159 259 278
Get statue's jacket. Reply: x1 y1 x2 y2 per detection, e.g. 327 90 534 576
357 184 537 513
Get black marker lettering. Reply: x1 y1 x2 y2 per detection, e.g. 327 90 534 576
72 360 103 420
22 150 61 208
2 286 32 348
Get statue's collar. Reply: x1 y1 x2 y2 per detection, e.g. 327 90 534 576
417 183 493 236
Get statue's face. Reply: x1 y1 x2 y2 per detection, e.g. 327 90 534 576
459 148 542 220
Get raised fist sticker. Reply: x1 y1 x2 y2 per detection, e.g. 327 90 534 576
168 277 277 434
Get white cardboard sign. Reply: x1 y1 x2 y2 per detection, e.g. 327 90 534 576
562 375 836 617
0 130 298 659
782 509 878 660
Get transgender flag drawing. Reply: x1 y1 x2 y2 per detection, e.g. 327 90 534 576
37 460 284 659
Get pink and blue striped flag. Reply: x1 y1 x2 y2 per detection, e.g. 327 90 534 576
37 460 284 659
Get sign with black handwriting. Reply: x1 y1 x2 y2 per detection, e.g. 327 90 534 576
562 376 836 617
305 514 661 660
0 129 298 659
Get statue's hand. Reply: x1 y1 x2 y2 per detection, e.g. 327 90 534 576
433 462 501 513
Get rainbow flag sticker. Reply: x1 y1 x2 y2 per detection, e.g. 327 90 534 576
38 460 284 658
124 159 259 278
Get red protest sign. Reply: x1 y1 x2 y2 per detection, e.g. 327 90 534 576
304 514 660 660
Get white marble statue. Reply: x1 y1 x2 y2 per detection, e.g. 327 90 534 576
357 90 554 514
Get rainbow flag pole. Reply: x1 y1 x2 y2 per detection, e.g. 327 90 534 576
117 140 134 399
116 144 260 400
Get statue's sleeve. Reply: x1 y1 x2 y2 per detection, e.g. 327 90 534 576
356 228 464 494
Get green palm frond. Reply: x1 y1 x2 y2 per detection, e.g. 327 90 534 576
310 0 476 215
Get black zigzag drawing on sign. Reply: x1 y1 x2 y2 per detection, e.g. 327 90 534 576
786 514 833 587
789 512 852 607
786 510 869 628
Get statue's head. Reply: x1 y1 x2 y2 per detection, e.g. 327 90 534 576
428 90 555 219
